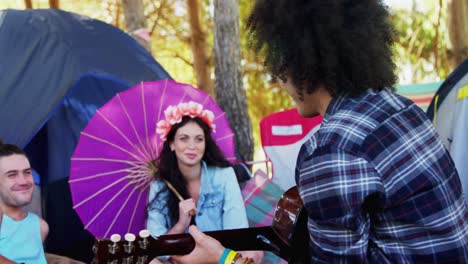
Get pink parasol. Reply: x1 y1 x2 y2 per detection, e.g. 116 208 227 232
69 80 236 238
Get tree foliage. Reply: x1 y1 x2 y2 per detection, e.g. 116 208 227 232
2 0 465 159
390 0 451 83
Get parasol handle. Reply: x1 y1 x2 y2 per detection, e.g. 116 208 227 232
162 179 196 216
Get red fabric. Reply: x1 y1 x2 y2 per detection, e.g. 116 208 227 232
260 108 322 146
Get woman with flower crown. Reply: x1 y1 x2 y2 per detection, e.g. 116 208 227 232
146 101 262 263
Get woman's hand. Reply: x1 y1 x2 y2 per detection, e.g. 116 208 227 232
171 198 196 233
171 225 225 264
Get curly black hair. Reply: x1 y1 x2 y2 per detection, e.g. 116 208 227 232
149 116 230 226
246 0 397 98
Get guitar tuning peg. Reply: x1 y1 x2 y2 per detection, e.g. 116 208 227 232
92 243 97 254
138 229 150 250
123 233 136 254
139 229 150 238
124 233 136 242
111 234 121 243
108 234 121 255
136 255 148 264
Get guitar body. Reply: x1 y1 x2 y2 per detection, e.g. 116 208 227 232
272 187 309 263
93 187 310 263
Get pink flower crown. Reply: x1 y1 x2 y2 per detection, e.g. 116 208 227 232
156 101 216 141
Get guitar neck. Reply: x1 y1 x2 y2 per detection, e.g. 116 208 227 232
151 226 287 256
93 226 290 264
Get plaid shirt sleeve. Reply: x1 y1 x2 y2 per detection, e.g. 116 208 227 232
297 145 385 263
296 90 468 263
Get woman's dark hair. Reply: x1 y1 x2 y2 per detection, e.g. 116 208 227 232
149 116 230 226
246 0 397 98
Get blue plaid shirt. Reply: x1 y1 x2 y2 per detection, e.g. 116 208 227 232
296 89 468 263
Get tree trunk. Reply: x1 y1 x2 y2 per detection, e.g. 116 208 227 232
121 0 151 53
49 0 59 8
187 0 213 96
213 0 254 163
24 0 33 9
447 0 468 69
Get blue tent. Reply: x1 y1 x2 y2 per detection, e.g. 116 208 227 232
0 9 171 261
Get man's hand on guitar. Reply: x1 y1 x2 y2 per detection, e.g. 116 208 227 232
171 225 225 264
238 250 264 264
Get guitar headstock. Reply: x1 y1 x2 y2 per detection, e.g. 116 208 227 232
92 230 153 264
92 229 195 263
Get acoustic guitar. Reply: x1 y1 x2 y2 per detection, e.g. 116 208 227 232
92 187 310 264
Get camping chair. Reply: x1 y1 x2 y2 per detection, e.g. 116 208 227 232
259 108 322 190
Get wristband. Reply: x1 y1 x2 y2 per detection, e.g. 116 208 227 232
218 248 231 264
225 250 238 264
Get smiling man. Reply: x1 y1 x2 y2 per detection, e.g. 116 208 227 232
0 141 48 264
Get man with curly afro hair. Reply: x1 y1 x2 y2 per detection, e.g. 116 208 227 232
153 1 468 264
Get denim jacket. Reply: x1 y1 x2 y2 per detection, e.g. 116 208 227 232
147 161 248 236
